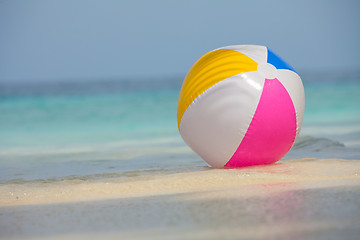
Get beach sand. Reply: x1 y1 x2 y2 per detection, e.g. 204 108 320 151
1 158 360 240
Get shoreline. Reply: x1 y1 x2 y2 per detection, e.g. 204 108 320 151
1 158 360 240
1 158 359 207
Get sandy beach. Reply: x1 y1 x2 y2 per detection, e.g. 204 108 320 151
1 158 360 240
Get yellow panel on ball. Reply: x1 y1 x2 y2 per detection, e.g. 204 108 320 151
177 48 258 129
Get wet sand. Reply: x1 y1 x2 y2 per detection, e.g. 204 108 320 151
1 158 360 240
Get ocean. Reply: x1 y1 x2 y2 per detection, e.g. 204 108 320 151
1 73 360 183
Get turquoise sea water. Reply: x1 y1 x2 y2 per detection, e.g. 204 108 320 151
1 74 360 183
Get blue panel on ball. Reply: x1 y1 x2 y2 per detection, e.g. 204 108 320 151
267 48 296 72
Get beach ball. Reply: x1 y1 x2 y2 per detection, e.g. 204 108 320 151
177 45 305 168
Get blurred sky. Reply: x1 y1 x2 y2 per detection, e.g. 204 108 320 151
0 0 359 82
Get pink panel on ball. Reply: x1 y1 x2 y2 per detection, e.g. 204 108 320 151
224 78 297 167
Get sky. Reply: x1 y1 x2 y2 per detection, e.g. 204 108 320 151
0 0 359 82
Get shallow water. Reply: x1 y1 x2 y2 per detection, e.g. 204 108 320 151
0 73 359 183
